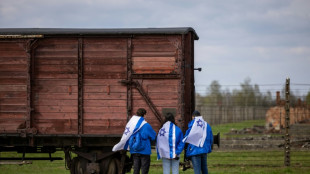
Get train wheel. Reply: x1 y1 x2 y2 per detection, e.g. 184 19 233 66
106 158 120 174
71 157 87 174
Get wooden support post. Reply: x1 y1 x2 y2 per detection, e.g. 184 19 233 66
284 78 291 166
78 38 84 146
127 37 132 121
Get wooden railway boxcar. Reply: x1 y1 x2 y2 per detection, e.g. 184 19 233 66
0 28 199 173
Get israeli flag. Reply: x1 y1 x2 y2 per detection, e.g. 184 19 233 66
182 116 207 147
112 115 147 151
156 121 176 159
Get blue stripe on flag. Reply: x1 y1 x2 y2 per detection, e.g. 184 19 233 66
169 122 173 158
133 117 144 133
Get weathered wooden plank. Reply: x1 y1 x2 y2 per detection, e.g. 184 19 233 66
38 38 78 45
0 43 24 51
0 72 27 78
33 99 77 106
133 100 178 107
0 112 26 119
0 120 26 131
83 112 127 119
138 79 179 86
84 58 126 65
132 57 175 62
133 61 175 68
84 79 123 86
83 119 127 127
0 98 27 105
131 107 179 116
35 65 77 72
0 57 27 64
36 58 78 65
0 78 27 85
0 85 27 92
83 106 126 113
0 65 27 72
133 44 176 52
84 93 126 100
34 106 78 113
34 73 78 79
132 92 178 100
83 51 126 58
132 39 172 45
35 51 77 58
35 93 77 100
0 91 27 98
36 44 78 51
83 100 126 107
33 85 78 93
83 126 123 134
0 105 27 112
84 73 126 79
147 85 178 92
35 79 77 86
84 85 126 93
132 51 176 57
0 51 27 57
34 119 78 134
133 67 175 74
34 113 77 120
83 44 127 51
83 38 127 44
84 65 126 73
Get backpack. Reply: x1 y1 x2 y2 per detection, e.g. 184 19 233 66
129 131 145 152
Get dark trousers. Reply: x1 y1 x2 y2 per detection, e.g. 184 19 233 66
132 154 151 174
191 153 208 174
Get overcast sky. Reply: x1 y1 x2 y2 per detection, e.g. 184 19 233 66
1 0 309 96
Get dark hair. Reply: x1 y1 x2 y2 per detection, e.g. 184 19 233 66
136 108 147 117
192 110 201 117
165 112 175 124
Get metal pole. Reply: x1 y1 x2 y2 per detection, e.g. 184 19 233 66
284 78 291 166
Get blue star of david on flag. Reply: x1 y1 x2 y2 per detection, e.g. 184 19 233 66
159 128 166 136
196 119 204 128
124 127 130 135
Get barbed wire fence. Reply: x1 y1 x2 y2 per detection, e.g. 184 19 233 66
195 80 310 167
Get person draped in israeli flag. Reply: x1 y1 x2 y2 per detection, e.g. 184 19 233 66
182 115 207 147
112 114 147 151
114 108 156 174
183 110 213 174
156 113 184 174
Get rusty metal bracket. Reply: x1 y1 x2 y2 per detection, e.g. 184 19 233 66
120 80 164 124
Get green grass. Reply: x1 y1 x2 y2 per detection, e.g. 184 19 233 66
1 120 309 173
212 119 266 138
1 150 310 174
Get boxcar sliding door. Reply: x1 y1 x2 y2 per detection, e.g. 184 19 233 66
33 38 79 134
32 37 129 136
82 38 128 135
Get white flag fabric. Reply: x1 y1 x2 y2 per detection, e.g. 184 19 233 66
182 116 207 147
112 115 147 152
156 121 176 159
